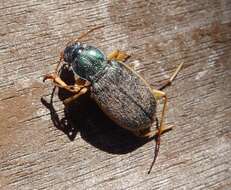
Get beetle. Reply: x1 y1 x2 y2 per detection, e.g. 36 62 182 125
43 26 183 173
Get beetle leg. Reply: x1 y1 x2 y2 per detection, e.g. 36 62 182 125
146 89 168 173
152 89 168 142
44 73 90 106
137 124 173 138
44 50 66 88
75 77 91 88
63 87 88 106
43 73 82 93
158 63 183 90
107 50 131 62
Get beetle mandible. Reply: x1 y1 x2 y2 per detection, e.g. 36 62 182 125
43 26 183 173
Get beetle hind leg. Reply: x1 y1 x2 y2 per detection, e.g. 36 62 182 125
134 119 173 174
137 124 173 138
143 89 169 173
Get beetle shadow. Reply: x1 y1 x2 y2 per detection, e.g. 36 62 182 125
41 66 152 154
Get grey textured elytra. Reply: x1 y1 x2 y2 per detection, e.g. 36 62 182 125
90 60 156 132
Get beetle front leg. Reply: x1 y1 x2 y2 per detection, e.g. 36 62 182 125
44 74 89 106
43 73 82 93
63 87 88 106
107 50 131 62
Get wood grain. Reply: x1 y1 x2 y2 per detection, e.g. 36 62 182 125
0 0 231 189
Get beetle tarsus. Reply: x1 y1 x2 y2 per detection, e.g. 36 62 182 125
158 63 183 90
43 73 55 82
148 136 160 174
147 124 174 174
148 120 161 174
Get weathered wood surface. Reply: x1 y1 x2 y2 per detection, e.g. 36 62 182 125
0 0 231 189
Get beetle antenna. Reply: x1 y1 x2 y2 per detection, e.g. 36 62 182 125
74 25 105 42
77 25 104 40
148 118 160 174
55 51 64 73
65 25 104 47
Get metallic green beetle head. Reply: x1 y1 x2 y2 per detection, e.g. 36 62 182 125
63 42 107 81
